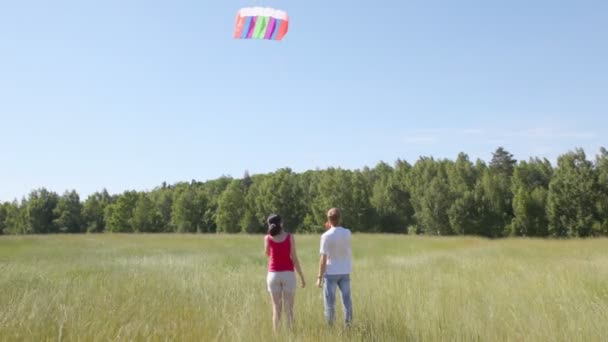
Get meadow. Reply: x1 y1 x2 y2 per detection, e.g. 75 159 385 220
0 234 607 341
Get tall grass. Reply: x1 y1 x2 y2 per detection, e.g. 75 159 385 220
0 234 607 341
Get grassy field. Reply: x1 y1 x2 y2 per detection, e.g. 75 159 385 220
0 234 607 341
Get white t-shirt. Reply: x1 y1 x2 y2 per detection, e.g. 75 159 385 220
320 226 352 275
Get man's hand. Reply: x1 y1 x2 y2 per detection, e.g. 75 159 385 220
316 276 323 288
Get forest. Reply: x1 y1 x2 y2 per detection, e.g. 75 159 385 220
1 147 607 237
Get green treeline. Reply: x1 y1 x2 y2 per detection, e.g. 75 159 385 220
1 147 607 237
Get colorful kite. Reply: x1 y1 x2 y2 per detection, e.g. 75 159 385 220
234 7 289 41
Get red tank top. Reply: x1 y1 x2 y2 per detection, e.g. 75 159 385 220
267 233 294 272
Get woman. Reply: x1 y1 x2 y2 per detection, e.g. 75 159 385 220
264 214 306 332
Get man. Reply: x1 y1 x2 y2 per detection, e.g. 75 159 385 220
316 207 353 326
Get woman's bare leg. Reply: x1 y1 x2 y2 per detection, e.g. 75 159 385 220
270 291 283 332
283 291 295 330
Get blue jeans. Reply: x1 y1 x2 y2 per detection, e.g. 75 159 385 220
323 274 353 325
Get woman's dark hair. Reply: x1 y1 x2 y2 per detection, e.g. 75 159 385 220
267 214 283 236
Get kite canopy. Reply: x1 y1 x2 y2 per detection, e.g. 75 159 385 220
234 7 289 41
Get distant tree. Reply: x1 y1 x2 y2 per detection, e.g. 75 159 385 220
475 167 509 237
371 178 399 231
312 168 372 232
150 188 174 232
216 180 246 233
446 153 479 235
26 188 60 234
240 209 262 233
391 159 415 231
450 153 479 191
2 200 27 234
547 149 597 237
242 175 267 233
0 202 7 234
594 147 608 235
242 170 253 191
83 189 112 233
132 194 163 232
448 190 477 235
311 169 341 226
53 190 83 233
248 168 306 232
172 186 208 233
509 159 552 236
510 187 549 237
297 171 324 232
105 191 139 233
490 147 517 177
480 148 518 235
198 177 232 232
350 170 375 231
370 162 396 232
5 146 608 238
407 158 454 235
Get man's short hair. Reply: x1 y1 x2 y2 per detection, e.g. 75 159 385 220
327 208 341 226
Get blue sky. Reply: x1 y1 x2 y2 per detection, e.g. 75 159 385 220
1 0 606 201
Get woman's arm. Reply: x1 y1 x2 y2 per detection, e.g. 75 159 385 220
290 235 306 288
264 236 270 257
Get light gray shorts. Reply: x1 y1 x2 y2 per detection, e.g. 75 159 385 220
267 271 296 293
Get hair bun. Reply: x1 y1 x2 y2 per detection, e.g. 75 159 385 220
268 223 282 236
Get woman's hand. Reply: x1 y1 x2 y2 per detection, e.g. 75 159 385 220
300 277 306 288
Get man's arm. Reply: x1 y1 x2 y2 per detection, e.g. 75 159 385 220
317 234 328 287
316 254 327 288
